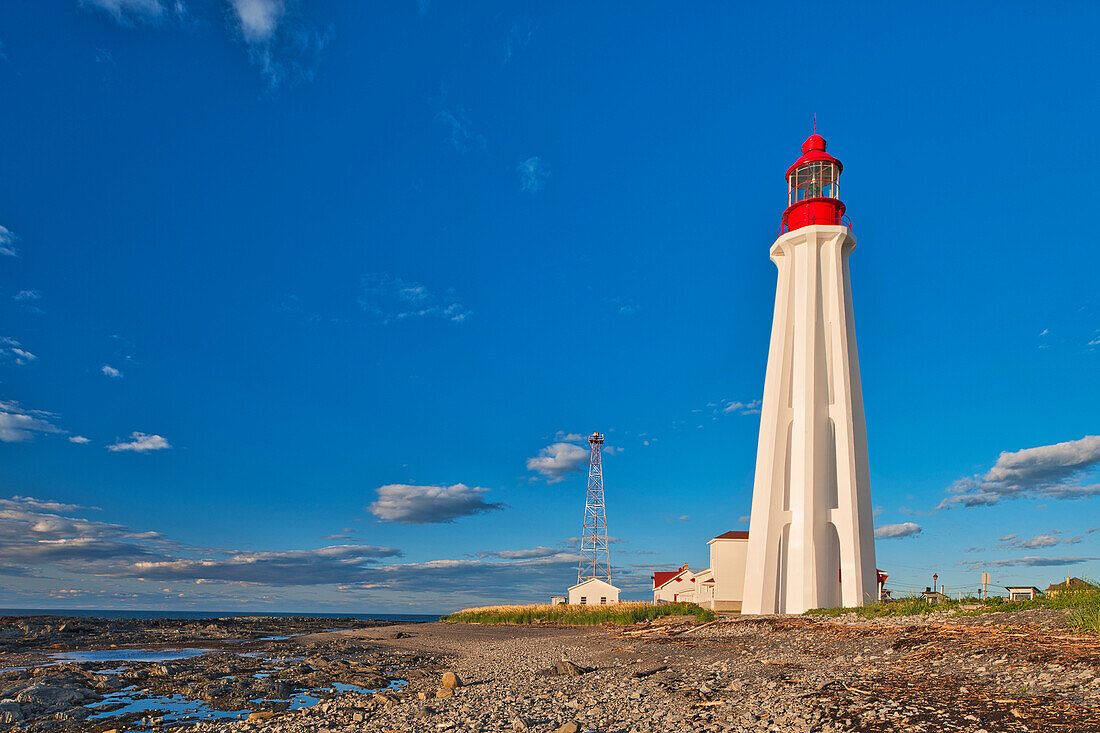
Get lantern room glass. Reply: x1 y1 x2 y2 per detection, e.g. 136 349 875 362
788 161 839 205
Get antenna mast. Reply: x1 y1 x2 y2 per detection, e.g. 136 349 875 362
577 432 611 583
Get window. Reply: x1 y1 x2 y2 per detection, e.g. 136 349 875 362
600 597 607 604
788 161 839 205
579 596 587 605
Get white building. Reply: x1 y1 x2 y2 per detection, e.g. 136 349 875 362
692 568 714 606
653 533 749 611
567 577 619 605
706 531 749 612
742 133 878 614
1005 585 1042 601
652 564 696 603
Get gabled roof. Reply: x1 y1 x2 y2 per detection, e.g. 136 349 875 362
568 577 620 592
710 530 749 541
652 569 694 591
1046 577 1097 592
651 570 680 589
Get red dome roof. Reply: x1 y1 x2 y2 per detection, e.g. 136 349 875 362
785 134 843 179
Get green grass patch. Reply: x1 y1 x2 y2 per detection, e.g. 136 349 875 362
805 586 1100 632
441 601 715 626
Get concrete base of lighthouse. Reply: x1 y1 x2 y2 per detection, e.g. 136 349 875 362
741 225 877 615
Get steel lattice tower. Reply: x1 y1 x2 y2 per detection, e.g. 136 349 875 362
577 432 611 583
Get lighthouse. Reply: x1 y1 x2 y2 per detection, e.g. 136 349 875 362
740 132 877 614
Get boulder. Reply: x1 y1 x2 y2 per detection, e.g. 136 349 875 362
536 660 590 678
14 684 86 709
0 700 23 724
555 723 580 733
441 670 461 688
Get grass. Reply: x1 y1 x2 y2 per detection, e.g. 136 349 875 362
441 601 715 626
806 586 1100 633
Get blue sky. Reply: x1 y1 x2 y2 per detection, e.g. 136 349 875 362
1 2 1098 612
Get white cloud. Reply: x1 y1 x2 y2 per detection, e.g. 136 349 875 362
517 156 549 194
678 515 690 522
13 290 40 302
723 399 762 415
359 274 471 325
608 297 639 316
526 442 589 483
874 522 922 539
101 364 123 378
81 0 168 21
477 546 563 560
0 400 62 443
0 337 36 366
958 555 1100 570
0 495 645 602
229 0 285 44
738 515 750 524
503 22 532 65
69 436 91 445
131 543 402 585
0 225 15 257
435 108 485 153
1005 533 1061 549
939 435 1100 509
0 496 402 586
108 432 171 453
368 484 505 524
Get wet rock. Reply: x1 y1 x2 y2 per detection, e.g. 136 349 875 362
14 684 88 709
0 700 24 723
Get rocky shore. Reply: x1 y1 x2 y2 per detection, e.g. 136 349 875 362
3 609 1100 731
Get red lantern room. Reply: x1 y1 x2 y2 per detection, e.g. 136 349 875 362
780 133 847 233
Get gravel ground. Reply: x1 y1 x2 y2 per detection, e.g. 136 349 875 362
181 609 1100 733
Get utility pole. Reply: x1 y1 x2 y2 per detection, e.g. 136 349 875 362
981 572 990 600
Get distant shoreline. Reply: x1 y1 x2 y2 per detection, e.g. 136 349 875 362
0 608 442 622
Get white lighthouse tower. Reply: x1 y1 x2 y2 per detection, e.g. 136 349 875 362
741 132 877 614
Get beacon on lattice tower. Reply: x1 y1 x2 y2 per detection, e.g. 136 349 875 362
577 432 611 583
741 130 878 613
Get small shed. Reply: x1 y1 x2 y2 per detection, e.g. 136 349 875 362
549 596 566 605
1004 586 1042 601
568 577 620 605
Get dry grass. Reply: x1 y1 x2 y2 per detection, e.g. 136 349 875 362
807 586 1100 632
441 601 714 626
